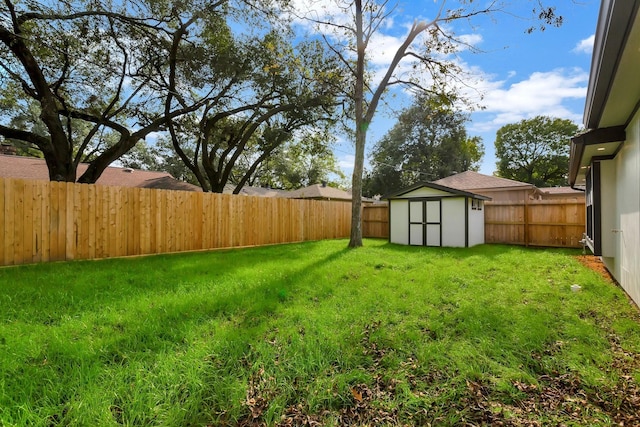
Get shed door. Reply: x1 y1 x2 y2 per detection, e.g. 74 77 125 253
408 200 441 246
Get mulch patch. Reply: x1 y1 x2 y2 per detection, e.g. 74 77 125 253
574 255 615 283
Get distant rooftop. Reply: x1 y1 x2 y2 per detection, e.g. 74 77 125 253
0 154 201 191
288 183 352 201
0 154 358 198
539 186 584 196
222 184 290 198
433 171 536 190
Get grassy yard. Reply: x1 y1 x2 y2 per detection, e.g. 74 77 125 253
1 239 639 426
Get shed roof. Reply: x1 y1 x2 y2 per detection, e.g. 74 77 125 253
432 171 535 191
0 154 201 191
383 181 491 200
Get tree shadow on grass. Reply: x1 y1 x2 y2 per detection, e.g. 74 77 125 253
0 240 347 322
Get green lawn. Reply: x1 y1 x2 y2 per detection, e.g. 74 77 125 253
1 239 639 426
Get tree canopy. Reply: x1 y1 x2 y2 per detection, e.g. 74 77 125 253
1 0 341 189
364 95 483 197
245 138 346 191
167 33 346 193
494 116 579 187
1 0 221 181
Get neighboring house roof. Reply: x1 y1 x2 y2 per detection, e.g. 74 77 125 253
288 183 352 201
432 171 536 191
569 0 639 187
0 154 201 191
539 186 584 197
222 184 290 198
383 181 491 201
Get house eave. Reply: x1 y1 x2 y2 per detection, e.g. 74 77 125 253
568 126 626 188
584 0 640 129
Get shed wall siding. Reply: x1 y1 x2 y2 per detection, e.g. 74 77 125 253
468 204 485 246
388 185 487 248
604 108 640 305
400 187 451 198
441 198 465 247
389 199 409 245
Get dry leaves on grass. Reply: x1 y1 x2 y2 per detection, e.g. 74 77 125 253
237 316 640 426
462 334 640 427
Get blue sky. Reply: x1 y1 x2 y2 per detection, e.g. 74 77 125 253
292 0 600 178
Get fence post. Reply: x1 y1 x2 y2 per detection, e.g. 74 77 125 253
524 196 529 247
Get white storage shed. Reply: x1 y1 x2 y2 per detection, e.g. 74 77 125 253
385 182 491 247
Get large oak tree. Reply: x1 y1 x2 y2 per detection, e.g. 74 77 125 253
1 0 310 184
166 33 346 193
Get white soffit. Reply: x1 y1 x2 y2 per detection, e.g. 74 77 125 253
574 141 623 185
599 8 640 128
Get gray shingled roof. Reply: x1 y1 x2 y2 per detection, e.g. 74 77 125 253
288 184 352 201
539 186 584 196
222 184 290 197
432 171 535 190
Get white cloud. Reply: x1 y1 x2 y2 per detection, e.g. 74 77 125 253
573 35 595 54
368 32 405 66
458 33 483 50
468 68 588 132
338 154 355 177
145 131 161 142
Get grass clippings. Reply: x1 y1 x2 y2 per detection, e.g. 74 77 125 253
1 240 639 426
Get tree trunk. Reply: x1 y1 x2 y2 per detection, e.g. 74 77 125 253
0 23 75 182
349 123 366 247
348 0 365 248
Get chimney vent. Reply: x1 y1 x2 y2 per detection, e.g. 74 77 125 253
0 143 17 156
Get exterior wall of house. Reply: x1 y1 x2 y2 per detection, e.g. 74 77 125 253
600 160 617 257
603 108 640 305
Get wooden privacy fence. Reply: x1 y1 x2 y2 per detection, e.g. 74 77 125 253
484 199 585 248
0 178 351 266
362 204 389 238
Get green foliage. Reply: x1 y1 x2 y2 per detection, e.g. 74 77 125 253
1 241 639 425
247 137 346 190
494 116 580 187
364 94 484 197
169 32 347 193
0 0 309 183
